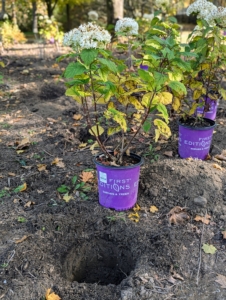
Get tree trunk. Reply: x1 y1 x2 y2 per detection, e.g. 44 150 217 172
2 0 5 14
32 1 38 36
45 0 59 18
106 0 124 26
12 0 17 25
66 4 71 31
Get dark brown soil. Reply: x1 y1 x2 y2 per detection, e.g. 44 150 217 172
1 44 226 300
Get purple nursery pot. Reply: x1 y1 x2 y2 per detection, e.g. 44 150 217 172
195 97 218 120
140 64 148 71
178 118 216 160
94 153 143 211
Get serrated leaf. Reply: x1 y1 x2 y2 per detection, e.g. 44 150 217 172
142 119 152 133
105 108 127 132
157 92 172 105
141 92 154 107
80 171 93 182
154 119 171 141
80 48 98 65
89 125 104 136
128 212 140 222
215 274 226 289
202 243 217 254
172 97 181 111
57 185 70 193
71 176 78 185
98 58 118 73
169 81 187 96
64 62 87 78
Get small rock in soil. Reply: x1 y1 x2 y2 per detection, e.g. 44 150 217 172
121 288 133 300
193 196 207 207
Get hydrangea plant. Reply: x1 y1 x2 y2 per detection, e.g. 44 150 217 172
60 18 187 165
173 0 226 119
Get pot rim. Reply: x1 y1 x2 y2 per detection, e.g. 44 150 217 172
178 117 216 131
93 152 144 170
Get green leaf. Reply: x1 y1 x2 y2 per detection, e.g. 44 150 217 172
64 62 87 78
142 119 152 133
13 183 27 193
156 103 169 123
202 244 217 254
138 69 154 83
71 176 78 185
57 185 70 193
98 58 118 73
107 126 121 136
169 81 187 96
80 48 98 65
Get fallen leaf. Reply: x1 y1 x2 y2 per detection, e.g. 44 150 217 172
168 206 190 225
215 274 226 289
16 138 30 150
194 215 211 225
37 189 44 194
80 171 94 182
37 164 47 172
15 235 28 244
185 157 193 161
222 231 226 239
150 205 159 213
78 143 87 148
155 146 161 151
90 141 99 151
164 151 173 157
13 198 19 203
133 204 141 212
128 212 140 222
167 275 177 284
202 243 217 254
14 183 27 193
63 193 72 202
51 63 59 68
24 201 35 208
8 172 16 176
16 150 25 154
73 114 82 120
215 150 226 161
45 288 61 300
47 117 58 123
20 69 29 75
72 122 80 126
213 163 222 171
51 158 65 168
170 265 184 281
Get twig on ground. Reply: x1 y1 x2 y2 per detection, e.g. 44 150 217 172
196 209 207 285
43 149 54 157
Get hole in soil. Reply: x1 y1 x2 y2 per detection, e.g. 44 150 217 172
62 239 135 285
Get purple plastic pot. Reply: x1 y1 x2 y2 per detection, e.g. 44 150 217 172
94 153 143 211
178 118 215 160
140 64 148 71
195 97 218 120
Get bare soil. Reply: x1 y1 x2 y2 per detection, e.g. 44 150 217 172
0 44 226 300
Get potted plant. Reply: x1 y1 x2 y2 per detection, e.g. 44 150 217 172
173 0 226 159
59 18 187 210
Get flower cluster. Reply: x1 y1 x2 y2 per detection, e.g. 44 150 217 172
143 13 154 21
63 23 111 50
155 0 169 8
186 0 226 27
115 18 139 35
88 10 99 21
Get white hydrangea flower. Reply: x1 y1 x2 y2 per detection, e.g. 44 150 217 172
186 0 218 26
115 18 139 35
63 23 111 50
155 0 169 8
143 13 154 21
88 10 99 21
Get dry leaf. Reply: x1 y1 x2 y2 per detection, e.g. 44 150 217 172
45 288 61 300
164 151 173 157
150 205 159 213
80 171 93 182
133 204 141 212
15 235 28 244
37 164 47 172
215 274 226 289
47 117 58 123
78 143 87 148
8 172 16 176
170 265 184 281
37 189 44 194
168 206 190 225
13 198 19 203
16 138 30 150
185 157 193 161
155 146 161 151
16 150 25 154
128 212 140 222
51 158 65 168
222 231 226 239
63 193 72 202
24 201 35 208
73 114 82 120
213 163 223 170
194 215 211 225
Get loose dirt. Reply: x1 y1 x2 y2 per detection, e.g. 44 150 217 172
0 44 226 300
